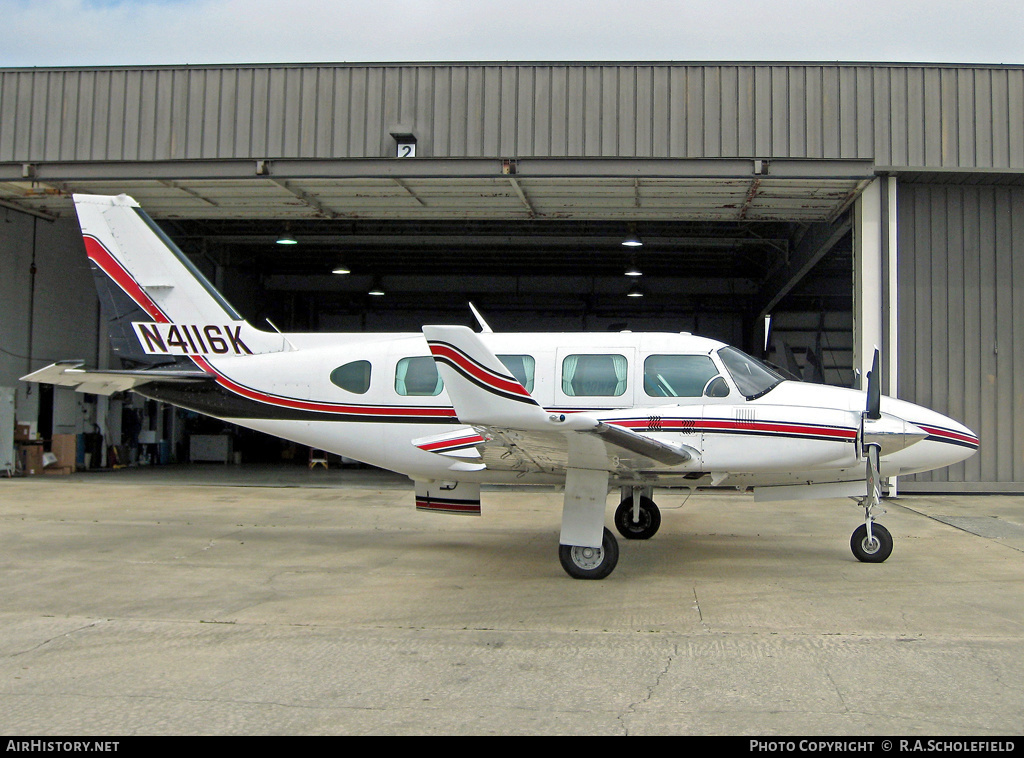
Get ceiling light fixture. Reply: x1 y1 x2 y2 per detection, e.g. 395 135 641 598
627 281 645 298
276 227 297 245
331 262 351 275
368 278 385 296
621 229 643 247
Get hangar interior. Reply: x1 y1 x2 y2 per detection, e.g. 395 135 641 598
1 62 1022 490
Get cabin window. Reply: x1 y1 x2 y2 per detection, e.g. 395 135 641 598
643 355 722 398
395 356 444 396
330 360 371 394
561 354 628 397
497 354 536 393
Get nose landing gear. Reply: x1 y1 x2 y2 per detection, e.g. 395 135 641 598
852 350 894 564
851 521 893 562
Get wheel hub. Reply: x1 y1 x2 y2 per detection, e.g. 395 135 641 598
570 545 603 569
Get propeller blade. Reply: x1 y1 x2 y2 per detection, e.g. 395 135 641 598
866 348 881 420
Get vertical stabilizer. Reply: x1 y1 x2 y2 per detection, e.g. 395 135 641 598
74 194 288 358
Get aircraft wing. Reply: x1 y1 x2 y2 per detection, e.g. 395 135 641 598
414 421 693 477
22 361 213 396
419 326 695 478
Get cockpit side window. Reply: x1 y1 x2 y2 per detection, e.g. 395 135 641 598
643 354 721 397
330 360 371 394
717 346 784 400
395 356 444 396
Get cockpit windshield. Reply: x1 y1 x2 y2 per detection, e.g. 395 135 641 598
717 346 786 399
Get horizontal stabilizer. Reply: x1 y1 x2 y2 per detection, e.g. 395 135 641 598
22 361 212 396
412 428 488 459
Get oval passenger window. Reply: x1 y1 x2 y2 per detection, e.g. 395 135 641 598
330 360 371 394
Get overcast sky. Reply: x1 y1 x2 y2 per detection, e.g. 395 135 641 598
1 0 1022 68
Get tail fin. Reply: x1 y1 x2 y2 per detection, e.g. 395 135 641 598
74 194 287 360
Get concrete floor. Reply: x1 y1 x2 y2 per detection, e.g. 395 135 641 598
1 464 1023 736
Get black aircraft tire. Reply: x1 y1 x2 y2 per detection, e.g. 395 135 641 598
850 523 893 563
559 528 620 580
613 496 662 540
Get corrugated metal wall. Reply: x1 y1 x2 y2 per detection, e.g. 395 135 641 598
898 182 1024 489
1 63 1023 168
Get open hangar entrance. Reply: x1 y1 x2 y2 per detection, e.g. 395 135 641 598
2 157 877 468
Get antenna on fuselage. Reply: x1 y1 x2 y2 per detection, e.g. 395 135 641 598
265 317 297 351
468 302 493 333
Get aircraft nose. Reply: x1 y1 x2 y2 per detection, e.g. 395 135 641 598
880 399 979 474
917 414 980 456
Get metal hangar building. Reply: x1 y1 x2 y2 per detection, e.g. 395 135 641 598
0 61 1021 491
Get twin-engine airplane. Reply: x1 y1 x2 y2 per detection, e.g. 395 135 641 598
24 194 979 579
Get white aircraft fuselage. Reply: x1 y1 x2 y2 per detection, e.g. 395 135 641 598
132 329 975 490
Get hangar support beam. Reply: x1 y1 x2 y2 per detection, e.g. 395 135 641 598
853 177 899 396
0 158 876 183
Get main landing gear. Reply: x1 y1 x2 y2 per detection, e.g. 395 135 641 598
558 488 663 580
558 527 620 580
613 492 662 540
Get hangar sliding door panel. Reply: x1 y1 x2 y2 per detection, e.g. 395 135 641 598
898 182 1024 490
